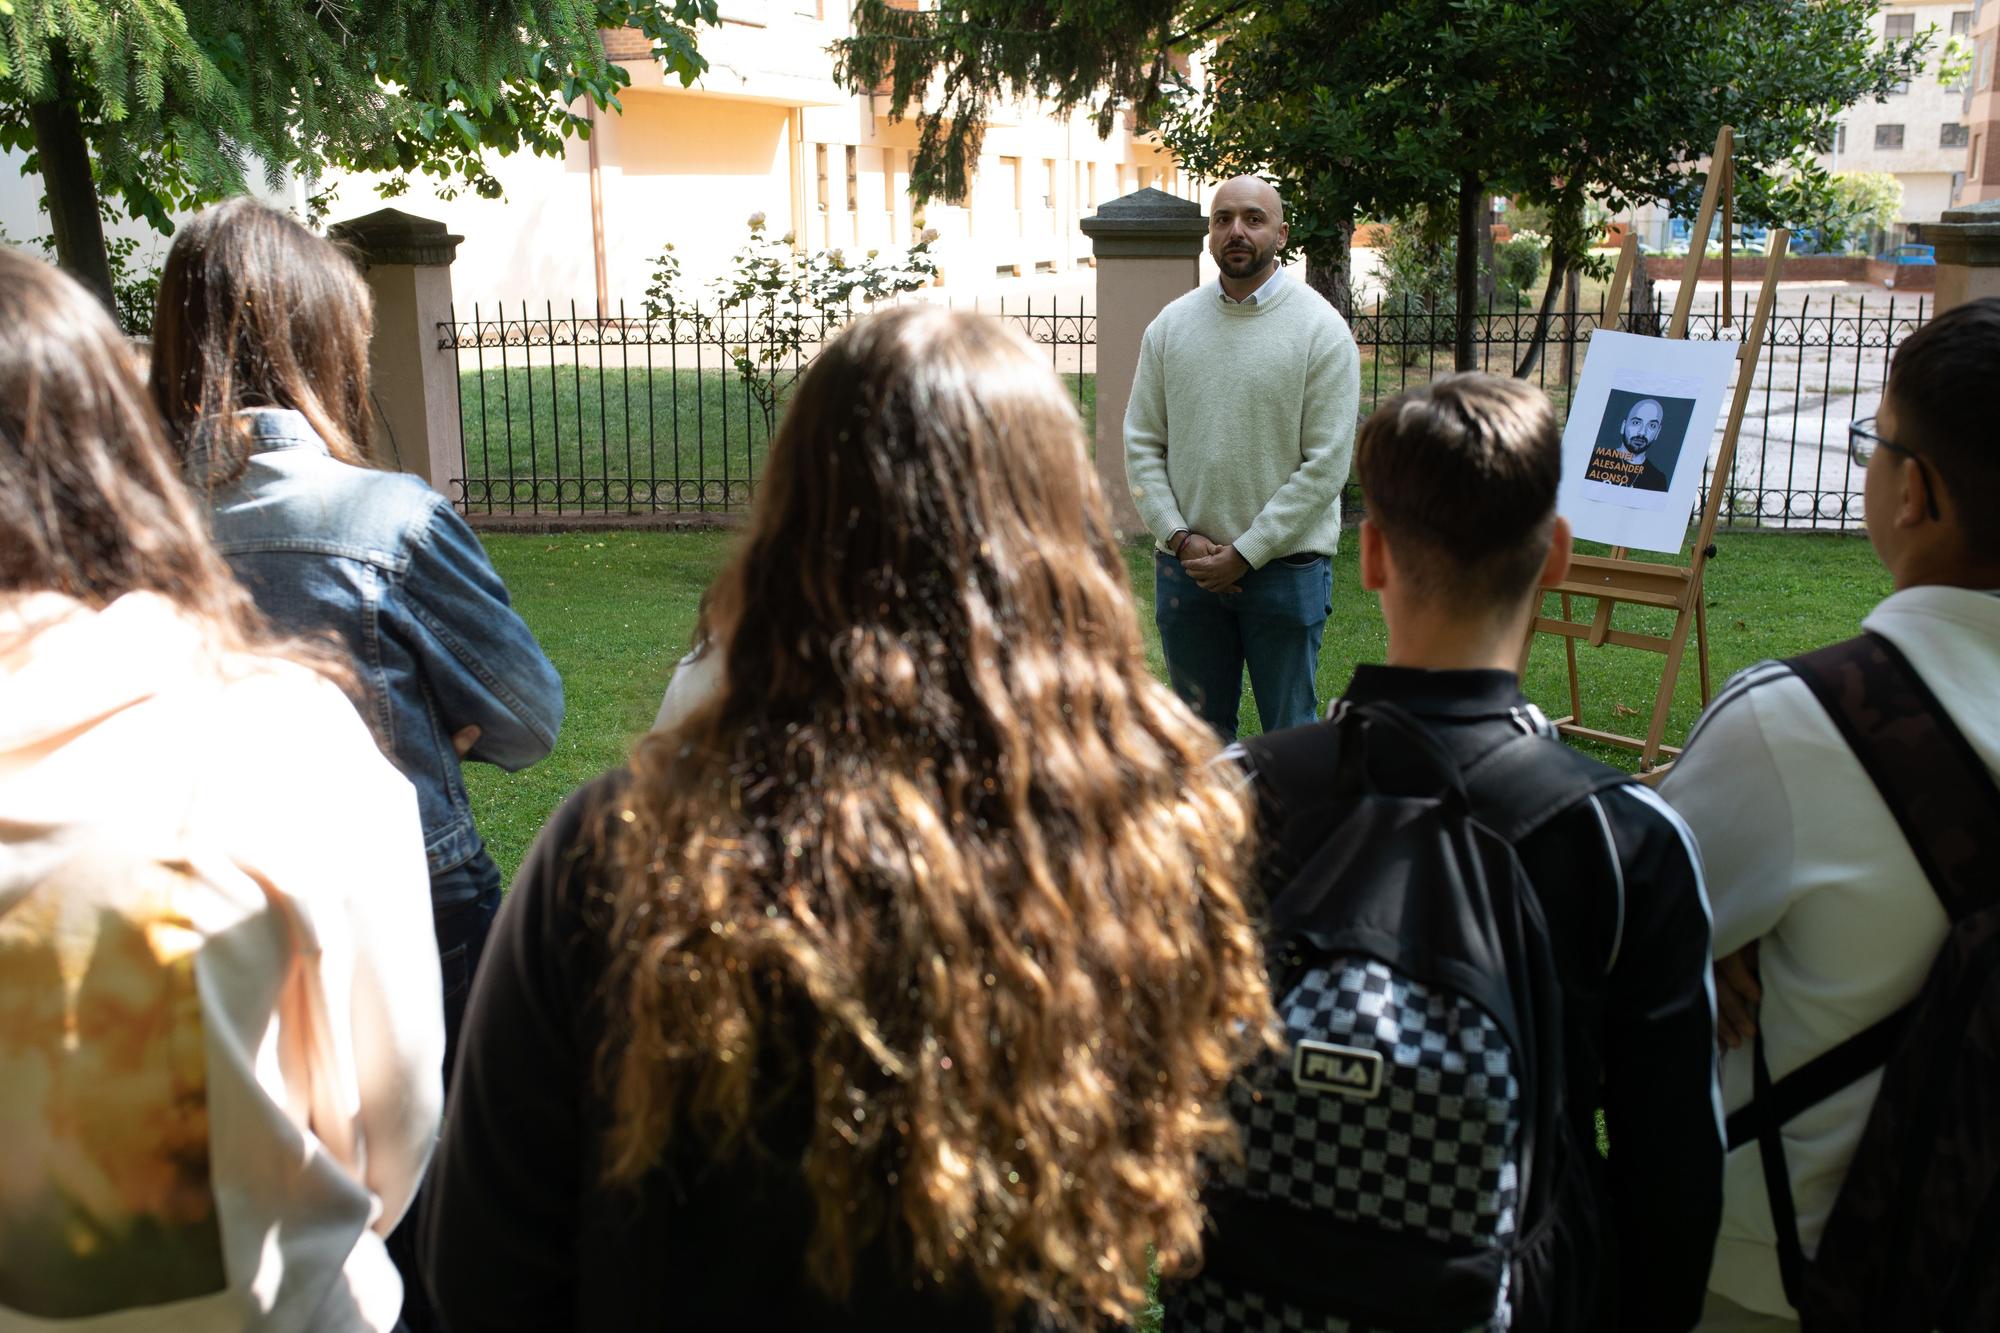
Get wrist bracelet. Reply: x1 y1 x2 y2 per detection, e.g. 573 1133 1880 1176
1171 530 1192 556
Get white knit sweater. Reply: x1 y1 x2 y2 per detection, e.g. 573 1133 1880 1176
1122 278 1360 569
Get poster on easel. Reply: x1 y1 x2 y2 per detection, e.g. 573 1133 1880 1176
1557 330 1740 554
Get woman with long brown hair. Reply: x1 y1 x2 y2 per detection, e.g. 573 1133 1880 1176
149 197 563 1329
423 305 1271 1329
0 248 443 1329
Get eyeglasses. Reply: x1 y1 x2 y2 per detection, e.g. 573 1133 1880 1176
1849 416 1942 520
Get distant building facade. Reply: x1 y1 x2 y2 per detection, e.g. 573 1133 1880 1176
1818 0 1975 237
332 7 1193 303
1961 0 2000 202
1622 1 1973 256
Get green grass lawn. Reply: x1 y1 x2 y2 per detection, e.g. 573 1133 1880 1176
465 527 1890 883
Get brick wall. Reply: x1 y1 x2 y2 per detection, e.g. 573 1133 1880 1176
1644 254 1869 282
600 25 653 61
1642 253 1935 290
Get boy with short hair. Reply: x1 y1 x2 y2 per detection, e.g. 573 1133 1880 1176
1185 374 1722 1331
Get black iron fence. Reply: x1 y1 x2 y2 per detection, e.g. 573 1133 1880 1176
440 296 1092 517
442 287 1925 531
1347 288 1930 531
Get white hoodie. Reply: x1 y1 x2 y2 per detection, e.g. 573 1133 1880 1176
0 592 443 1332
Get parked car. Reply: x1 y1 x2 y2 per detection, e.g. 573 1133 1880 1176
1881 243 1935 288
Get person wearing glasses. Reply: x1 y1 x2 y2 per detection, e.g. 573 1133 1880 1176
1659 297 2000 1330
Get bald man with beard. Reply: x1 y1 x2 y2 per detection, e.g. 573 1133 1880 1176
1124 175 1361 737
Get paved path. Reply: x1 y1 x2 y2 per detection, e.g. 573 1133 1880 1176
1647 279 1932 531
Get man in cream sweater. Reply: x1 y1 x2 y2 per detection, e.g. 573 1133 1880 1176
1124 175 1360 737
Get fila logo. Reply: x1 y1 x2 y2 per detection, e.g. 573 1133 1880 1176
1292 1040 1384 1099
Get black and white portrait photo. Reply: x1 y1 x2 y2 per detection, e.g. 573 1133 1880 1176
1582 388 1696 496
1558 331 1739 552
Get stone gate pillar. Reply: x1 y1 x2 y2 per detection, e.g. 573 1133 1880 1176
328 208 465 501
1078 188 1207 536
1928 198 2000 313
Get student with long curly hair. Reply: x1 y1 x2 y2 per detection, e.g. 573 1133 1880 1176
0 249 442 1329
423 306 1272 1330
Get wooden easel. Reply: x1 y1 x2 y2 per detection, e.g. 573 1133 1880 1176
1526 126 1790 777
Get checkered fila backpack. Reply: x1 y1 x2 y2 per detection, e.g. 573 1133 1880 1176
1175 704 1626 1333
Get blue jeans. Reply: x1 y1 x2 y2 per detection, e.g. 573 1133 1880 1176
388 850 504 1333
1155 549 1332 739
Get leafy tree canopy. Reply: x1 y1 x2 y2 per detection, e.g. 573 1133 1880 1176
834 0 1229 202
1822 169 1905 252
1 0 715 298
841 0 1924 370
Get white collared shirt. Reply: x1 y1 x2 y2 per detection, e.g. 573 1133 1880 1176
1219 266 1286 305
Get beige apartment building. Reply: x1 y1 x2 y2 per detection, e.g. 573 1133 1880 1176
1960 0 2000 201
1623 0 1973 253
1817 0 1976 236
307 6 1192 306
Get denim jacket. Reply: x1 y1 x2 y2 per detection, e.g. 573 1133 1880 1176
206 409 564 889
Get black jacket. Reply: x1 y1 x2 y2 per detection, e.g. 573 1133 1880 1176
1233 666 1723 1332
420 774 1034 1332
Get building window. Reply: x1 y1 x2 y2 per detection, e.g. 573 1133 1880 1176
885 149 901 214
1836 123 1848 154
1884 12 1916 39
815 144 829 211
1044 158 1058 210
1974 132 1984 180
845 145 858 213
1952 9 1973 34
1001 156 1022 208
1876 123 1906 149
1952 170 1967 203
1943 121 1971 148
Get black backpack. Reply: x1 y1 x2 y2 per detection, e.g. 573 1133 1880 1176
1723 632 2000 1331
1173 703 1629 1332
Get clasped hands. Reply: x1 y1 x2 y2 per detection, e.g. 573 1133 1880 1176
1177 532 1250 594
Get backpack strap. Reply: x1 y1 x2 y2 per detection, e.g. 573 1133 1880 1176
1233 717 1347 810
1728 631 2000 1307
1463 731 1634 845
1789 632 2000 923
1240 703 1472 947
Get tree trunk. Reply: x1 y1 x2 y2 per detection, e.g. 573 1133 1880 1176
1511 236 1572 379
28 46 114 314
1453 173 1480 372
1479 194 1498 304
1304 219 1355 319
1627 260 1662 337
1558 265 1580 390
